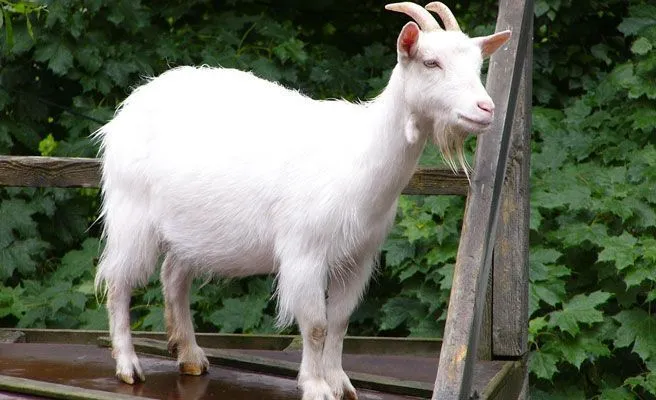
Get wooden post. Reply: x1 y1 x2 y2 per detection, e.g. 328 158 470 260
432 0 533 398
492 14 532 359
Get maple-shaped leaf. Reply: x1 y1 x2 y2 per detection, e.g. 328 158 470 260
548 291 611 336
597 231 639 271
614 309 656 363
641 237 656 263
530 349 559 381
530 280 567 316
33 41 74 76
553 222 608 249
530 246 567 282
554 334 610 369
623 259 656 288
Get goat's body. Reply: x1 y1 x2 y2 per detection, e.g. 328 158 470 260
96 67 417 324
95 66 422 399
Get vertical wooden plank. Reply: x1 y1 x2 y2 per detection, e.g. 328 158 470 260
492 17 533 358
432 0 533 398
477 269 492 361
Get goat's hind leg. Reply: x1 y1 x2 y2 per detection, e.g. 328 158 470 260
107 280 145 384
161 255 209 376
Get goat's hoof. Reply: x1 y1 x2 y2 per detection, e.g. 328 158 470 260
179 361 209 376
116 368 145 385
326 369 357 400
115 354 145 384
344 388 358 400
300 378 336 400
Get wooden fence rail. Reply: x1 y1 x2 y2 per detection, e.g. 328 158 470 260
0 155 469 196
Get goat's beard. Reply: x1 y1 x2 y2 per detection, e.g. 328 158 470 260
432 122 472 182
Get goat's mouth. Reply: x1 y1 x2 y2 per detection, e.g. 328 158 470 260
457 114 493 133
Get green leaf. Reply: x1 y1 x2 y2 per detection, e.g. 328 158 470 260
38 134 58 157
532 281 566 307
141 306 165 331
530 247 566 281
533 186 591 210
614 309 656 363
548 291 611 336
642 237 656 263
632 37 653 55
379 296 422 331
530 350 559 381
557 335 610 369
590 44 612 65
554 223 608 249
623 261 656 288
597 232 639 271
0 198 38 241
207 281 271 333
619 18 656 36
52 238 99 282
34 41 74 75
631 108 656 132
79 307 109 330
382 238 414 268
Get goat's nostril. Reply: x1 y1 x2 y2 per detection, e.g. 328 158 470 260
477 101 494 114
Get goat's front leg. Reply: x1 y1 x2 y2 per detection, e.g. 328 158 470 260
278 256 333 400
161 255 209 376
323 262 375 400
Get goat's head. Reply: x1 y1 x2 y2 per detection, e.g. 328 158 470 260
386 2 511 171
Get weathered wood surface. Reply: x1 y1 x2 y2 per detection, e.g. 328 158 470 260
0 374 153 400
0 156 469 195
0 156 101 188
432 0 533 398
481 361 526 400
98 336 435 398
492 14 532 358
96 336 513 399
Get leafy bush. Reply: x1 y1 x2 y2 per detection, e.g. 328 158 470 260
528 2 656 398
0 1 655 398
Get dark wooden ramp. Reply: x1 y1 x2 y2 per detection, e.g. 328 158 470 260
0 329 520 399
0 343 417 400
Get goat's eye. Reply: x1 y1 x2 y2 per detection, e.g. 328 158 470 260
423 60 442 69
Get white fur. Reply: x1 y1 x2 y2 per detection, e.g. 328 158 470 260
94 9 508 399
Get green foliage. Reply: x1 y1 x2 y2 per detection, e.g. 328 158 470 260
0 1 655 398
528 1 656 397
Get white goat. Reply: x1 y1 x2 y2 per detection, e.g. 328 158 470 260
94 2 510 399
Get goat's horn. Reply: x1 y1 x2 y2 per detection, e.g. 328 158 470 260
425 2 461 32
385 2 442 32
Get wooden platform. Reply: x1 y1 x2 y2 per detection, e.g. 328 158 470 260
0 329 521 399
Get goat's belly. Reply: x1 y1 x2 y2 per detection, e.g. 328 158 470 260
163 227 277 277
156 200 278 277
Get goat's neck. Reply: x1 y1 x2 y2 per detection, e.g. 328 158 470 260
356 66 429 212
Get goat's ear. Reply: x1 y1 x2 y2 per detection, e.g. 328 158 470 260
397 22 420 61
474 30 511 58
